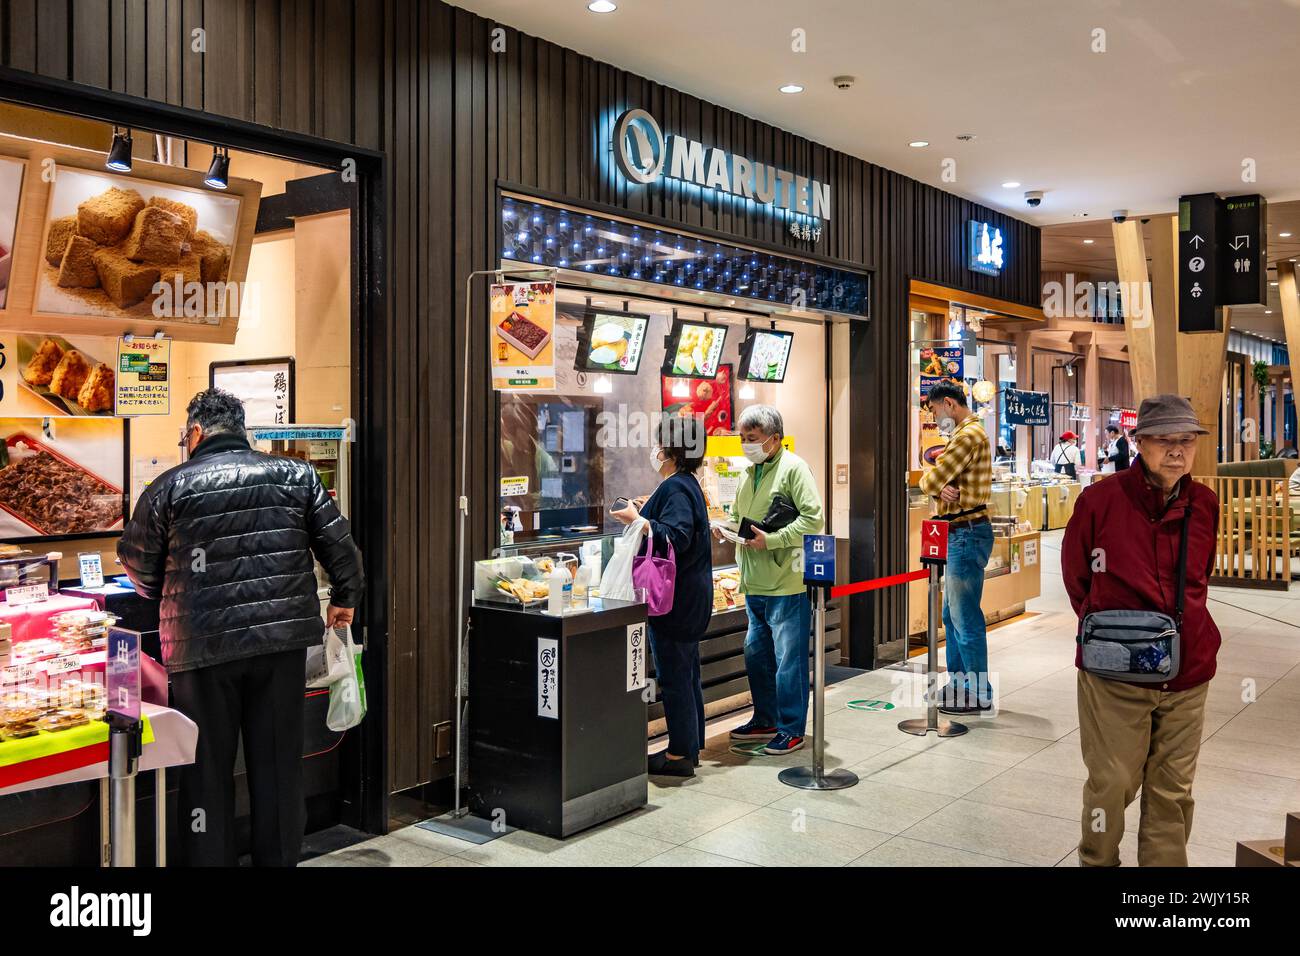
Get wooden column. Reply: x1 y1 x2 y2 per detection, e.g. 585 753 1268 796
1176 312 1230 471
1278 263 1300 428
1083 334 1100 469
1014 331 1033 473
1113 220 1158 400
1146 215 1187 394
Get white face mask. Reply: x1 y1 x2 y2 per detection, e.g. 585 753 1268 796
741 438 770 464
650 446 666 472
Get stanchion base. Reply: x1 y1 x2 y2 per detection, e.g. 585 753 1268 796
777 766 860 790
897 717 968 738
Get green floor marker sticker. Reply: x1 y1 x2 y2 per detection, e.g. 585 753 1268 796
847 699 896 712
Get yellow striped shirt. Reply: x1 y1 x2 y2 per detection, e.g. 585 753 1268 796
918 414 992 516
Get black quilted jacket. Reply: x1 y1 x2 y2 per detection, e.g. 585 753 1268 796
117 432 364 673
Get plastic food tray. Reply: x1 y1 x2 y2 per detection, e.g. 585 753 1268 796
495 311 552 359
0 432 124 536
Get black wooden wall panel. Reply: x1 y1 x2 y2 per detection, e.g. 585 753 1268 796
0 0 1040 793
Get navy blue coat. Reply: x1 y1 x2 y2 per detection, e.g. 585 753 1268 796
637 471 712 641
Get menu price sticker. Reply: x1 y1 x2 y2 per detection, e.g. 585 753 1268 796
47 655 82 675
115 336 172 417
1 663 34 685
4 582 49 607
78 551 104 589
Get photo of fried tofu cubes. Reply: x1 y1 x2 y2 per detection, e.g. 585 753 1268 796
122 205 187 264
76 186 145 244
56 236 100 288
38 174 239 321
44 216 78 266
91 247 161 309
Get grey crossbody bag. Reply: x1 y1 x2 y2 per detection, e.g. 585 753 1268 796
1077 510 1190 683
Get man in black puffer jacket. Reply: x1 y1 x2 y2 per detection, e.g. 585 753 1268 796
119 388 363 866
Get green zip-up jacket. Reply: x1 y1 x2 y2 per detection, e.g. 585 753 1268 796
730 446 825 596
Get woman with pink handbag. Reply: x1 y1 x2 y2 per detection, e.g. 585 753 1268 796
611 418 712 777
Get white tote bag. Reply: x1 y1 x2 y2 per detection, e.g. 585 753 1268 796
326 626 367 731
305 625 352 688
601 517 648 601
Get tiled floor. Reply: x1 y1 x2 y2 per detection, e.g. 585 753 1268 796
307 531 1300 867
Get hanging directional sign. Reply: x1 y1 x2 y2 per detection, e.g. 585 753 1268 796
1178 193 1222 333
1220 194 1267 306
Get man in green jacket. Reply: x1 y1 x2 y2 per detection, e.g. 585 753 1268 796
721 405 825 755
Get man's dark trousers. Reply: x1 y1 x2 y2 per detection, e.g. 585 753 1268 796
170 648 307 866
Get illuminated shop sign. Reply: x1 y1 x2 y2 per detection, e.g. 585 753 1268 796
967 220 1005 276
612 109 832 222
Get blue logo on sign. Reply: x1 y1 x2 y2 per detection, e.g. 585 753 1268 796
803 534 836 585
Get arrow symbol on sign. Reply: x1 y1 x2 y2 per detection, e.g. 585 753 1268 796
1189 234 1206 248
1229 234 1250 250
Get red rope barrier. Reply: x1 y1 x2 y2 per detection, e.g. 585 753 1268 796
830 568 929 598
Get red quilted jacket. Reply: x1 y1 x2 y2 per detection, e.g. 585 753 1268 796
1061 459 1221 691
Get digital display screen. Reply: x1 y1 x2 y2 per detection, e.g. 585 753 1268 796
662 320 727 379
576 309 650 375
738 328 794 383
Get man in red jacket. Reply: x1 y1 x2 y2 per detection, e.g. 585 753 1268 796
1061 394 1220 867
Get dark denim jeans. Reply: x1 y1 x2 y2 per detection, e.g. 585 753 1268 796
742 592 813 737
648 625 705 759
941 521 995 705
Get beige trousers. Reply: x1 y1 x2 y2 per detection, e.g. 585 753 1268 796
1076 669 1209 867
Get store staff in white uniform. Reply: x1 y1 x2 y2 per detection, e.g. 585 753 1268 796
1050 430 1082 479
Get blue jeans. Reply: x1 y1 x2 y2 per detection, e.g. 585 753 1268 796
941 522 994 705
743 593 813 737
647 626 705 759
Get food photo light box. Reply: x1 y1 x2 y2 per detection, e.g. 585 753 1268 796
660 319 727 379
737 327 794 384
573 307 651 375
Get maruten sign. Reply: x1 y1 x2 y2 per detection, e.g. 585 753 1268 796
613 109 831 221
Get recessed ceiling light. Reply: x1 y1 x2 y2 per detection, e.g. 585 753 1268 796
1083 239 1094 244
908 141 929 148
1281 232 1293 238
1265 310 1272 314
779 84 804 94
1272 281 1279 286
1001 181 1020 189
587 1 617 12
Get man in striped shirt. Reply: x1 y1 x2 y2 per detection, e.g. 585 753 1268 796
918 381 994 713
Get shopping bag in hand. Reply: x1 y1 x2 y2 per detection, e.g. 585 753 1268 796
326 626 368 731
306 625 352 688
601 517 648 601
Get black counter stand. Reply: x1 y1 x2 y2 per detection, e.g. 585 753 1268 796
463 598 649 838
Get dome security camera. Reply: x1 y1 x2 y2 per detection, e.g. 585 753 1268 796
1025 190 1044 208
833 75 856 90
1112 210 1129 223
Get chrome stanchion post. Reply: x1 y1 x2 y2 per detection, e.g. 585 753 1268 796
108 720 141 867
900 520 967 739
780 536 858 791
155 768 166 868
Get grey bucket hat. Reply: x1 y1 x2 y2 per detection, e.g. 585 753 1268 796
1133 394 1208 436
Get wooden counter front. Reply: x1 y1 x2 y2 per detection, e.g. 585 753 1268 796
906 505 1042 635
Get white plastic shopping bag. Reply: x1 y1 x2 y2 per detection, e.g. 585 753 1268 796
326 626 368 731
600 517 648 601
306 625 352 688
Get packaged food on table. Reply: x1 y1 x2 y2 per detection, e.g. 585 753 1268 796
35 709 90 732
0 723 39 740
51 609 117 653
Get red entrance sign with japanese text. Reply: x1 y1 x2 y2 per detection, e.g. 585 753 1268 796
920 519 949 563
